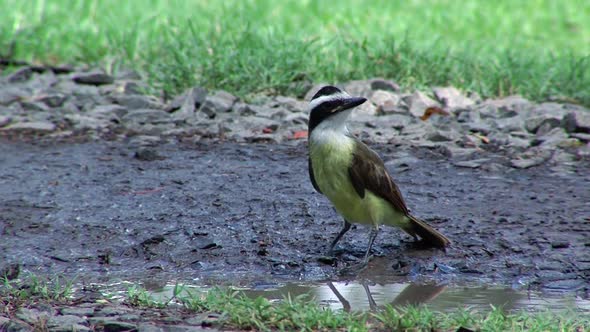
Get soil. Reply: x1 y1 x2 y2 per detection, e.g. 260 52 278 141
1 138 589 297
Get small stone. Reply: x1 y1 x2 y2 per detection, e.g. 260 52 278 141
478 95 531 118
342 80 373 98
401 91 440 118
0 115 12 127
37 94 67 108
165 86 208 113
1 121 56 133
7 67 34 83
432 86 475 109
370 78 400 92
47 315 88 331
543 279 585 291
525 114 562 133
562 111 590 133
121 109 172 125
426 130 459 142
59 307 95 316
88 104 128 119
134 148 165 161
453 158 490 168
99 320 137 332
0 86 27 105
19 101 50 112
274 95 305 112
199 90 237 117
65 114 112 130
114 95 164 110
16 308 52 324
551 240 570 249
73 71 115 85
370 90 401 114
510 148 552 169
570 132 590 143
128 135 162 147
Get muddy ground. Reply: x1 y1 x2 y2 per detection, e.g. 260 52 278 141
1 138 589 297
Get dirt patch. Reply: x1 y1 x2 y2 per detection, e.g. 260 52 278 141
1 139 589 297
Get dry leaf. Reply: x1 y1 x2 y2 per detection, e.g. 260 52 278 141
420 106 450 121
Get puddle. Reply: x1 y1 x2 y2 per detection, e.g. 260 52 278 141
144 281 590 313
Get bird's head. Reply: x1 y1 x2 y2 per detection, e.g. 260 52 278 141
308 86 367 134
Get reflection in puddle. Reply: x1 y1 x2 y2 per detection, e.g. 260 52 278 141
149 281 590 313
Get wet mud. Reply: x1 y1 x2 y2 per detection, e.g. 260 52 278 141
1 139 589 297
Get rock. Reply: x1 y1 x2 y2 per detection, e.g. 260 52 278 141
1 121 56 133
543 279 586 291
453 158 491 168
128 135 162 147
273 96 305 112
73 71 115 85
15 308 52 324
570 132 590 143
59 307 95 316
495 117 525 132
19 101 51 112
401 91 440 118
122 109 171 124
88 104 128 120
477 95 530 118
165 86 208 113
370 90 401 114
65 114 112 131
342 80 373 98
525 114 563 134
0 86 27 106
369 78 400 92
425 130 460 142
199 90 237 118
47 315 89 331
432 86 475 109
0 115 12 127
37 94 67 108
2 319 31 331
531 127 573 148
96 320 137 332
114 95 164 110
134 148 165 161
562 111 590 133
510 148 552 169
7 67 33 83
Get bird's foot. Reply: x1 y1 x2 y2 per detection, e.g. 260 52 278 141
338 255 373 276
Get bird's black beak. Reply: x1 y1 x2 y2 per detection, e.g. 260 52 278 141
337 97 367 112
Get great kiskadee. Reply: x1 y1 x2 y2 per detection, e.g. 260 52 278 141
307 86 451 264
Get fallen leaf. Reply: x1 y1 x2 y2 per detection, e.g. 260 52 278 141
262 127 274 134
420 106 450 121
472 133 490 144
291 130 308 139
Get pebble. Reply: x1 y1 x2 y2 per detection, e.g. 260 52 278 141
0 67 588 171
73 72 115 85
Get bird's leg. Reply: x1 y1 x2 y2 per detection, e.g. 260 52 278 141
328 220 351 254
362 226 379 264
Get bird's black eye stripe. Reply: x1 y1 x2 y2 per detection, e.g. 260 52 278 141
312 86 342 100
311 99 342 114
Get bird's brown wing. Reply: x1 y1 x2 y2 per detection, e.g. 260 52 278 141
347 139 409 215
308 157 322 194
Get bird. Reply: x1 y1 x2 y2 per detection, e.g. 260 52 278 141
307 85 451 265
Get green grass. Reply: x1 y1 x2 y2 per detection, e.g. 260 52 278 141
125 285 589 332
1 274 74 315
1 0 589 104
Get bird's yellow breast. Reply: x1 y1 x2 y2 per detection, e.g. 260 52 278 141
309 132 408 227
309 133 371 224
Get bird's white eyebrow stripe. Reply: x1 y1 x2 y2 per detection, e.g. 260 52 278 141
308 92 349 111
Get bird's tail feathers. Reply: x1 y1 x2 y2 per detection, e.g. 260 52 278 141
406 214 451 249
